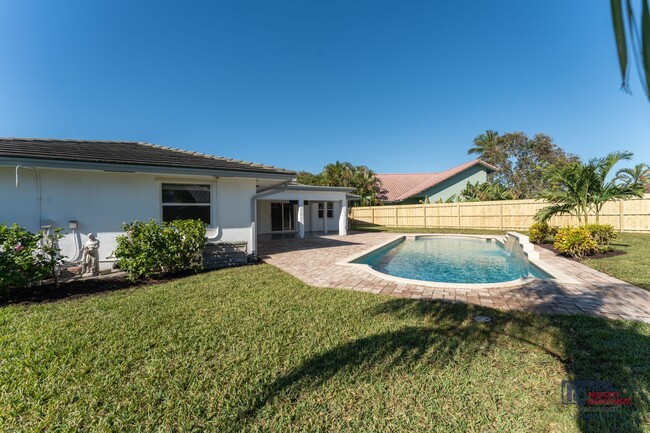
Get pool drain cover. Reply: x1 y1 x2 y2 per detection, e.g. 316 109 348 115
474 316 492 323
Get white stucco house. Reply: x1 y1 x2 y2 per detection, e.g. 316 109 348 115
0 138 355 271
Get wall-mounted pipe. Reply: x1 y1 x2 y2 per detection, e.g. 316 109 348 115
15 165 42 227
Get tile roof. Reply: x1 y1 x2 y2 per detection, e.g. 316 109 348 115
0 138 295 176
376 159 497 203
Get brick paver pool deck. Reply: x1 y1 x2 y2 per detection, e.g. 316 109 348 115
258 231 650 323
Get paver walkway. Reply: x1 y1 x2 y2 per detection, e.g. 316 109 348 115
258 231 650 323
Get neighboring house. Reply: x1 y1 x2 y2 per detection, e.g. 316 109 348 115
0 138 354 271
376 159 497 204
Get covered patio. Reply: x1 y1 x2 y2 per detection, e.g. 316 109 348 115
251 183 357 254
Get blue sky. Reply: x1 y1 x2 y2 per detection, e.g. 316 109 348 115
0 0 648 174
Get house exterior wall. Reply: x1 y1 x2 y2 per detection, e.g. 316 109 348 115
213 176 257 249
0 166 257 268
310 201 340 232
397 165 488 204
256 201 273 234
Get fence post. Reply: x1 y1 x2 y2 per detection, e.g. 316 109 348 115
371 207 375 225
423 204 427 228
619 201 625 233
500 203 504 230
395 206 399 227
457 203 461 229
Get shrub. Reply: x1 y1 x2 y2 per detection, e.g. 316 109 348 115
586 224 618 252
528 222 557 244
114 219 207 281
0 223 64 293
553 226 598 259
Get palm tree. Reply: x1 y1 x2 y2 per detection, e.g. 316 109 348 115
320 162 382 206
611 0 650 101
323 161 354 187
535 151 646 224
588 151 644 223
535 162 596 224
467 130 499 157
352 165 382 206
616 163 650 186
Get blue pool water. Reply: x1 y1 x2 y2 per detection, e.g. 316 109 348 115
355 237 550 284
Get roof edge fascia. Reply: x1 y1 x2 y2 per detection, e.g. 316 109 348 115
0 157 296 180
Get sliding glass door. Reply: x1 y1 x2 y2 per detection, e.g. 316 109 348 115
270 203 294 232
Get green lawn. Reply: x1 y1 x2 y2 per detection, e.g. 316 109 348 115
582 232 650 291
1 265 649 432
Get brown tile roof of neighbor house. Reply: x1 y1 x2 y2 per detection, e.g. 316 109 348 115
376 159 497 203
0 138 295 176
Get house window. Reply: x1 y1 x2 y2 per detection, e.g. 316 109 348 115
318 202 333 219
161 183 211 224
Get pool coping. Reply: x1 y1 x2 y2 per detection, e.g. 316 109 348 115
337 232 579 290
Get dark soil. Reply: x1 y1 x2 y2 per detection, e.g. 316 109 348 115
0 274 175 306
536 243 627 261
0 263 257 307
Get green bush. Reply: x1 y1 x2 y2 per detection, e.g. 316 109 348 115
114 219 207 281
0 223 64 293
528 222 558 244
553 226 598 259
586 224 618 252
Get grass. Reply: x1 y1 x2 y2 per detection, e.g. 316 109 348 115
582 232 650 291
1 265 649 432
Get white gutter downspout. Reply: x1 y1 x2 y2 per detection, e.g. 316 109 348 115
15 165 42 227
210 177 221 240
250 181 292 256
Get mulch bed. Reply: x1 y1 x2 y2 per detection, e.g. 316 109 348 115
536 243 626 261
0 262 259 307
0 273 178 307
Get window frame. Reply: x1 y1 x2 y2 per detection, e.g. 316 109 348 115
318 202 334 219
160 182 213 225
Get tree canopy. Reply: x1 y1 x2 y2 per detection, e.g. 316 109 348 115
459 181 513 202
468 130 579 199
297 161 383 206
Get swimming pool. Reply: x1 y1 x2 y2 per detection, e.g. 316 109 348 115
352 236 550 284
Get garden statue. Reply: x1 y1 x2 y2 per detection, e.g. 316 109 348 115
81 233 100 276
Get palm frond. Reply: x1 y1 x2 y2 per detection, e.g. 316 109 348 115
534 203 576 224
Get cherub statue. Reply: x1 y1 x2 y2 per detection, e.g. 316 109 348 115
81 233 100 276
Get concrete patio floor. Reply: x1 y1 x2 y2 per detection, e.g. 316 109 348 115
258 231 650 323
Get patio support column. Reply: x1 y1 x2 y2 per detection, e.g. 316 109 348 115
339 200 347 236
323 202 328 234
297 199 305 239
